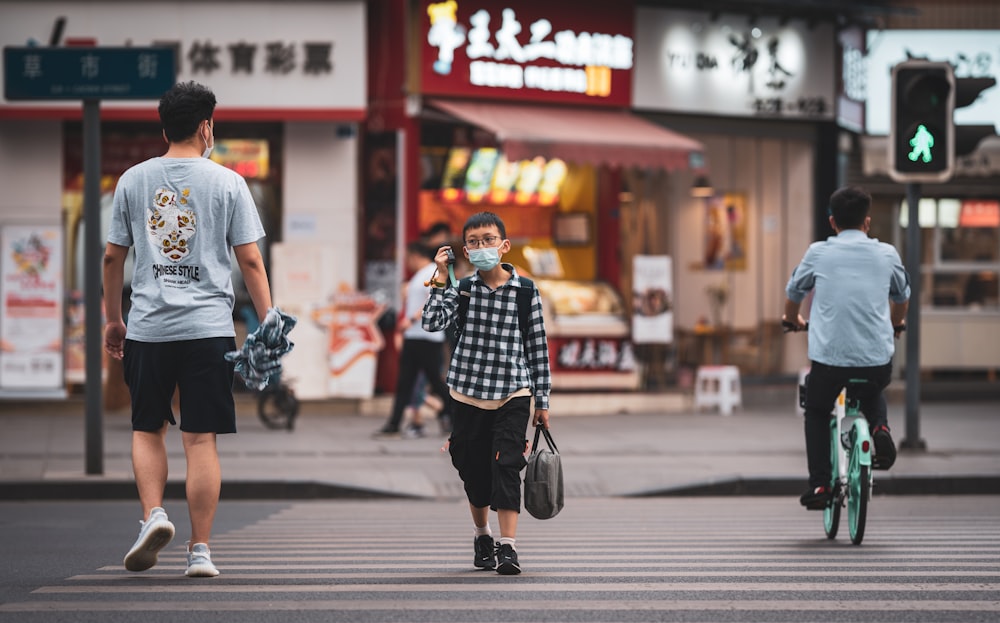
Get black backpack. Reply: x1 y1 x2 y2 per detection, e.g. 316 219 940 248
453 276 534 347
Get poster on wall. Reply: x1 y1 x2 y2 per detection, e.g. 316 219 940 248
311 289 386 399
704 193 747 271
0 223 64 396
632 255 673 344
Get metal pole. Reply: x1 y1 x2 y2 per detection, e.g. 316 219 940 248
83 98 104 475
902 182 926 451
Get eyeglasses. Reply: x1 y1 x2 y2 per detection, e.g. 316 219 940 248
464 235 501 249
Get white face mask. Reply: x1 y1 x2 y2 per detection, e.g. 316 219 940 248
202 122 214 159
468 247 501 271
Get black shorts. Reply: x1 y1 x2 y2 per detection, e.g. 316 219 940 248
448 396 531 512
122 337 237 434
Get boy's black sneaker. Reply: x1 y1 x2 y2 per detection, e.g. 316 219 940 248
473 535 496 570
496 543 521 575
871 425 896 470
799 486 832 510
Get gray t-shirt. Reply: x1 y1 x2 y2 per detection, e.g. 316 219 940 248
107 157 265 342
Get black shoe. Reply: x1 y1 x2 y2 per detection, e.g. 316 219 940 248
496 543 521 575
473 535 495 570
871 425 896 470
403 425 425 439
800 486 832 510
372 427 400 438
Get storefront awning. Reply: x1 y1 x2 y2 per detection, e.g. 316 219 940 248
428 99 704 171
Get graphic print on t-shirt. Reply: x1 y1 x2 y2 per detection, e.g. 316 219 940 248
147 187 200 287
148 188 196 262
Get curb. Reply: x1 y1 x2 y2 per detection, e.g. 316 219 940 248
3 475 998 501
0 480 422 502
626 475 1000 497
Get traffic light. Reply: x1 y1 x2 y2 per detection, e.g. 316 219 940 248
953 75 997 158
889 60 954 183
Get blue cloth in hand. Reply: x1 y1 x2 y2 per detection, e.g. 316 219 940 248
225 307 297 391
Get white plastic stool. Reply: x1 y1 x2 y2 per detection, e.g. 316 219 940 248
796 366 811 417
694 365 742 416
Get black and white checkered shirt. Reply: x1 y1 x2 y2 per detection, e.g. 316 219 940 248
422 265 551 410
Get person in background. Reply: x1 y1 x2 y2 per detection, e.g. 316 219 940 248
103 81 273 577
375 241 451 437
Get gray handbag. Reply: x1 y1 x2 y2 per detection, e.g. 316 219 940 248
524 424 564 520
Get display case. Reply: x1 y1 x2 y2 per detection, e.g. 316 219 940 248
535 279 640 390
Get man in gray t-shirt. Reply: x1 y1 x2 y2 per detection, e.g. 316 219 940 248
103 81 273 578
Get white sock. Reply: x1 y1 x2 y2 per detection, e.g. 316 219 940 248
474 524 492 537
499 537 516 549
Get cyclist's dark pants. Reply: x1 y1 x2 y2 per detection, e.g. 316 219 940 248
803 361 892 489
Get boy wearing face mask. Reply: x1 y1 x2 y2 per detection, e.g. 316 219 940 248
421 211 552 575
103 81 273 578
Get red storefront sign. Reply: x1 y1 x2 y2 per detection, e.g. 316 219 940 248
550 337 637 374
960 200 1000 228
421 0 634 107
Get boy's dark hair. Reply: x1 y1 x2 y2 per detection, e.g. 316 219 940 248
462 211 506 241
829 186 871 230
158 81 217 143
406 240 434 261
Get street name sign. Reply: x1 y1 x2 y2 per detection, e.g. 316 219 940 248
4 46 175 100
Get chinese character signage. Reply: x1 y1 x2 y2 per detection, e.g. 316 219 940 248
551 337 637 374
4 47 174 100
421 0 635 107
633 8 835 120
0 224 63 394
0 2 365 114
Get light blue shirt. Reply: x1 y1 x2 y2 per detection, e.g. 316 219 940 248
786 229 910 367
108 157 265 342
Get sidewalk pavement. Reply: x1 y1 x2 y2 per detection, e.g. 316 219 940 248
1 386 998 501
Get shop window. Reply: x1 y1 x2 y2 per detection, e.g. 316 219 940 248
898 198 1000 310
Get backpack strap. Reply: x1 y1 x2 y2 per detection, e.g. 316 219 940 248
515 277 534 345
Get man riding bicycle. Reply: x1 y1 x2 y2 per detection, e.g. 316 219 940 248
783 186 911 510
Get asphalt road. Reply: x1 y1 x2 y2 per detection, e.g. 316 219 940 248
2 496 999 623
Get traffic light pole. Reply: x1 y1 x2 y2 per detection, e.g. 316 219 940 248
902 182 927 451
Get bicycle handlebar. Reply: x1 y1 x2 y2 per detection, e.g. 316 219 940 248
781 320 808 333
781 320 907 335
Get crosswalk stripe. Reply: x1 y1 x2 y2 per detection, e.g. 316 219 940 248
3 497 998 620
4 599 1000 613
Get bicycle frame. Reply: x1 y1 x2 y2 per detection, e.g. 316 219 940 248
824 382 873 545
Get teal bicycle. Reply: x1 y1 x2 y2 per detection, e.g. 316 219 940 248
786 320 893 545
816 378 873 545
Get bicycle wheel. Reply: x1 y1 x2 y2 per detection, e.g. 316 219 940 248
848 464 870 545
823 419 840 539
258 385 299 430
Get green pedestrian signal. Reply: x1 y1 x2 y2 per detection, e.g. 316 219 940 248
907 124 935 163
889 61 954 183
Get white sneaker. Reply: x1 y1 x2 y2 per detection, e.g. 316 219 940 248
123 507 175 572
186 542 220 577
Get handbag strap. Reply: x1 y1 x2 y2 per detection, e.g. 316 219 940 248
532 424 559 454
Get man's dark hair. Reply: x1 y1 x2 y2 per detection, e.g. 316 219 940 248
462 211 506 240
406 240 434 261
829 186 871 230
158 81 217 143
422 221 452 239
